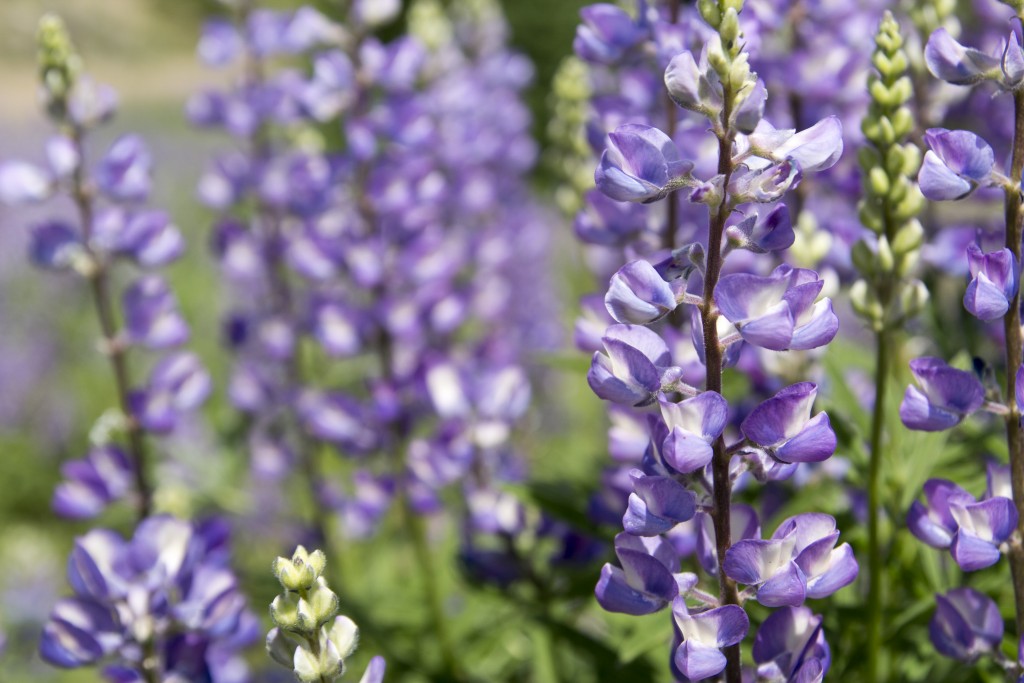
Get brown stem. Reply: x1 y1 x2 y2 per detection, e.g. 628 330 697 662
1005 88 1024 643
701 90 742 683
70 131 152 520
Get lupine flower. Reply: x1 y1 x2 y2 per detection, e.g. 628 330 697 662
657 391 729 473
664 48 723 115
930 588 1004 662
671 598 749 681
925 27 1007 87
623 469 697 535
52 446 134 519
695 504 761 576
723 513 857 607
899 357 985 431
907 479 1017 571
573 4 647 65
725 204 794 254
588 324 676 406
0 159 54 204
595 124 693 203
918 129 995 201
95 134 152 202
745 117 844 173
595 532 680 615
122 275 190 349
715 266 838 351
964 243 1018 320
753 607 830 683
40 516 256 678
741 383 836 464
605 260 677 324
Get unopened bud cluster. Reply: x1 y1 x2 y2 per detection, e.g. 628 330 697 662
267 546 359 682
852 12 927 330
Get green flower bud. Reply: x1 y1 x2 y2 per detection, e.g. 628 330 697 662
273 546 327 591
877 235 895 272
720 8 740 44
307 577 340 627
698 0 722 28
891 219 924 255
271 593 303 632
851 240 877 276
899 279 930 319
868 167 890 196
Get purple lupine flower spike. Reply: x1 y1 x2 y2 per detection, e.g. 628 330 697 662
588 324 676 406
918 129 995 201
925 28 1000 86
742 383 836 464
671 597 749 681
930 588 1003 661
714 265 838 351
964 244 1018 320
899 357 984 431
623 469 697 536
753 607 830 682
595 124 693 203
658 391 729 473
605 260 678 324
595 533 680 615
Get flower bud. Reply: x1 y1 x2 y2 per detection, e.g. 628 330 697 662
307 577 340 627
267 628 299 668
900 279 929 319
293 637 343 682
327 616 360 659
274 546 327 591
271 593 303 632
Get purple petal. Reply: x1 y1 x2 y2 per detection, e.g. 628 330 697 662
925 28 1000 85
775 412 836 463
918 150 972 200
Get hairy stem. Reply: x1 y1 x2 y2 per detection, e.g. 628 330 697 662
1005 88 1024 644
70 131 152 520
701 89 742 683
865 325 890 683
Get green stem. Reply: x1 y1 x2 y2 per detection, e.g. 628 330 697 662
866 325 890 683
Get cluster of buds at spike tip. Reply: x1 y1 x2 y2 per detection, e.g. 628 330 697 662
36 14 78 118
851 11 928 331
267 546 385 683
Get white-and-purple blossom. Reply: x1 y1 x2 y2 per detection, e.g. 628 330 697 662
899 357 985 431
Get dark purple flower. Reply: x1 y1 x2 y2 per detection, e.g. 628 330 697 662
908 479 1017 571
964 243 1018 320
658 391 729 473
588 324 676 407
52 446 134 519
131 352 212 433
753 607 830 682
930 588 1003 661
573 4 647 64
297 390 378 453
623 469 697 535
715 265 838 351
95 135 152 202
725 204 793 253
122 275 190 349
918 129 995 201
671 598 749 681
899 357 984 431
695 505 760 575
605 260 677 324
595 124 693 203
91 209 184 267
29 221 84 270
595 532 680 615
723 513 857 607
741 383 836 464
925 28 1000 86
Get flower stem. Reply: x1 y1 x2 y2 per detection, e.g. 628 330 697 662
1004 87 1024 644
865 325 890 683
701 88 742 683
70 131 152 520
